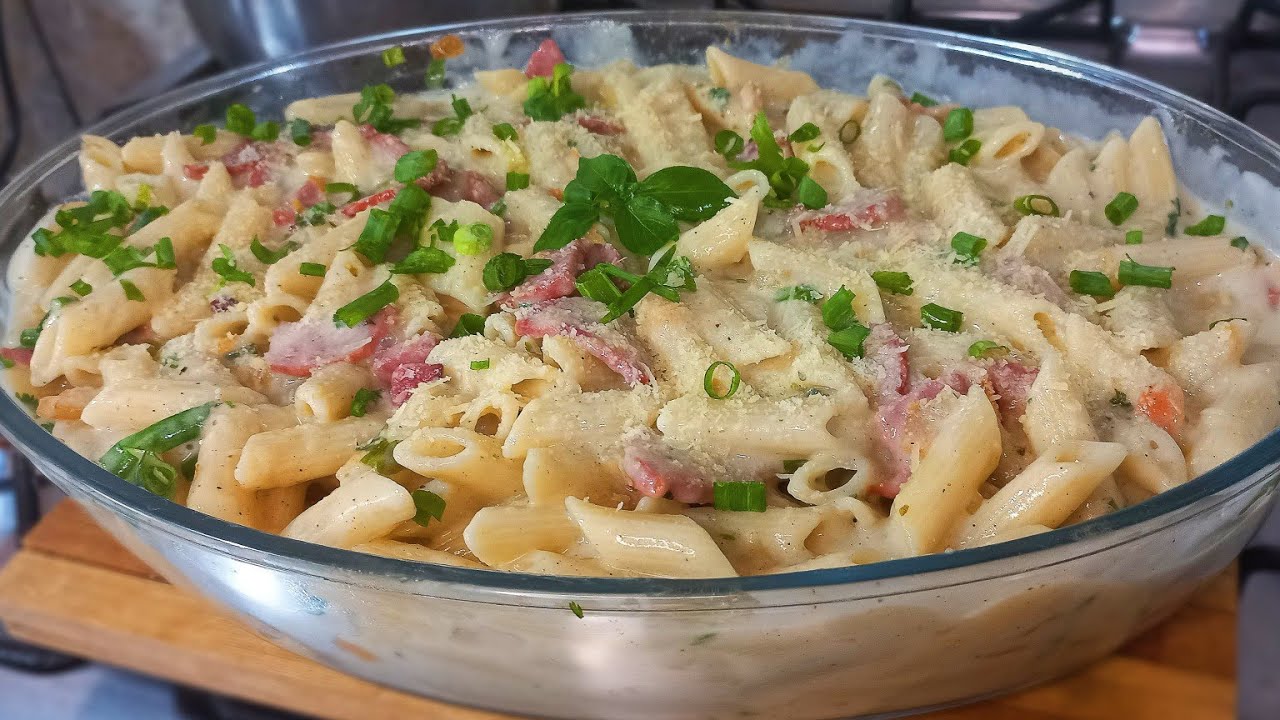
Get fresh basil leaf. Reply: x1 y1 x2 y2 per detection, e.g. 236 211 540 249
613 194 678 255
573 154 637 204
634 166 736 221
533 202 599 252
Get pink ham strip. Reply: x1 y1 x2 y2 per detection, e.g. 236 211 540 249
795 191 906 233
621 432 712 504
264 307 395 378
524 38 566 78
502 238 622 307
370 331 443 406
0 347 33 366
514 298 652 386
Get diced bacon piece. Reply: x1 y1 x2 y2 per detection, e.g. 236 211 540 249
991 255 1071 309
221 142 273 188
273 207 297 227
503 238 622 307
514 298 652 386
265 308 394 377
294 178 326 208
622 432 712 504
389 362 444 406
577 115 624 136
872 381 947 498
432 169 501 208
525 38 566 78
1137 383 1185 439
183 163 209 181
865 323 909 398
371 332 440 388
0 347 33 366
986 360 1038 420
796 191 906 233
360 124 412 160
1267 282 1280 310
430 34 465 60
340 187 399 217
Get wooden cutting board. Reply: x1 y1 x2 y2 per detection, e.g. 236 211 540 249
0 501 1235 720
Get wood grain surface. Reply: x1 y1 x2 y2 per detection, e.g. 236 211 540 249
0 501 1236 720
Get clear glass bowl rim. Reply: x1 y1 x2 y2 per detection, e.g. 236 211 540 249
3 9 1279 601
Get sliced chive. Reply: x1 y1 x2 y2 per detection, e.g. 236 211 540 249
714 129 744 159
828 324 871 359
569 601 585 619
787 123 821 143
575 267 623 305
968 340 1009 359
393 149 439 184
871 270 913 295
1184 214 1225 236
211 244 255 286
820 286 858 332
703 361 741 399
951 231 987 265
382 46 406 68
713 481 766 512
424 58 446 89
411 489 446 526
350 388 380 417
352 208 400 263
921 303 963 332
1230 236 1249 250
506 172 531 191
773 284 823 304
795 176 828 210
334 279 399 327
449 313 486 338
70 279 92 296
942 107 973 141
154 237 176 269
1013 194 1060 217
250 121 279 142
250 237 297 265
492 122 518 142
1069 269 1115 298
392 245 455 275
361 437 402 475
288 118 312 146
119 279 144 301
299 262 327 277
1118 256 1173 289
909 92 937 107
470 359 490 371
948 138 981 166
453 223 493 255
1104 192 1138 226
192 124 216 144
324 182 359 201
1125 229 1143 245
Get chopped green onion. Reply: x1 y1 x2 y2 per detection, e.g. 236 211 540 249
453 223 493 255
713 481 766 512
820 286 858 332
99 402 216 498
288 118 312 146
470 359 490 371
382 46 406 67
910 92 937 107
948 138 981 166
1185 214 1225 236
119 279 145 301
324 182 359 201
352 208 400 263
449 313 486 338
102 244 156 276
425 58 446 89
1013 194 1060 217
921 303 963 332
951 231 987 265
838 119 861 144
392 245 455 275
153 237 176 269
575 267 623 305
795 176 828 210
334 279 399 327
482 253 551 292
1069 270 1115 298
0 356 13 369
1118 256 1173 289
492 123 518 142
1230 236 1249 250
133 184 154 211
361 437 402 475
774 284 823 304
828 324 871 359
1126 229 1144 245
714 129 744 159
871 270 914 295
968 340 1009 359
15 393 36 411
192 124 216 144
491 199 507 217
703 361 741 399
506 172 531 191
523 62 586 121
211 244 255 286
942 107 973 141
224 104 256 136
393 149 439 183
1104 192 1138 226
568 601 585 619
353 83 420 135
433 95 473 136
250 121 279 142
250 237 297 265
350 388 380 418
788 123 821 143
70 280 92 296
708 86 730 104
128 206 169 235
299 262 327 277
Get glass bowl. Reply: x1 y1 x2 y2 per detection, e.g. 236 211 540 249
1 11 1277 720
